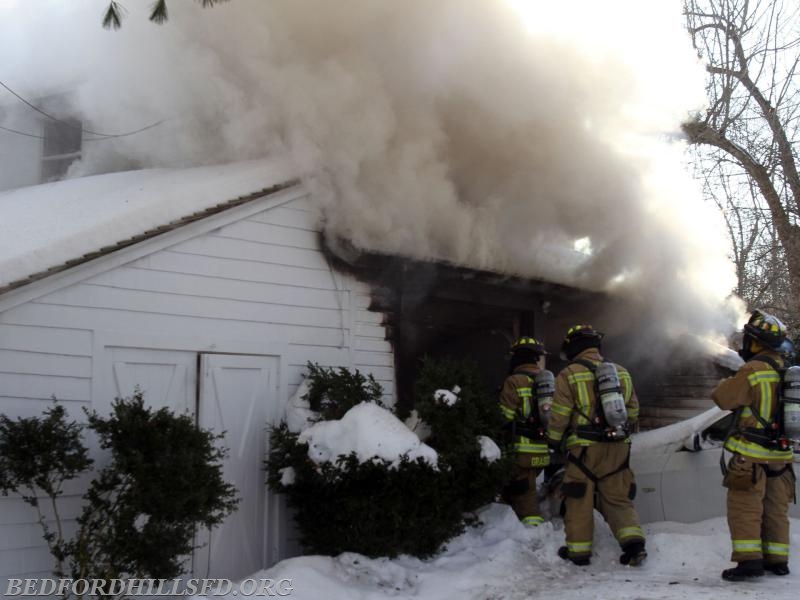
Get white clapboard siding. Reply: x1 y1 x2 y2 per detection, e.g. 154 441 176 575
88 268 347 309
0 397 89 420
37 285 349 330
216 220 321 250
0 546 54 577
172 236 330 271
355 337 393 353
0 373 91 402
0 350 91 378
0 193 394 580
3 303 349 349
135 251 337 289
0 324 92 356
248 206 320 230
0 521 80 552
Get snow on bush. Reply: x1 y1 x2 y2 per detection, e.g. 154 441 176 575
478 435 502 462
285 378 317 433
404 409 432 442
298 402 438 467
267 359 510 559
279 466 296 486
433 385 461 406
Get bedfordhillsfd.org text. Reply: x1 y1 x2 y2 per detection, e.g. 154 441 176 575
6 578 294 596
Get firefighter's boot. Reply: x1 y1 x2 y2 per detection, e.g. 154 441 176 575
558 545 590 566
763 562 790 576
721 560 765 581
619 541 647 566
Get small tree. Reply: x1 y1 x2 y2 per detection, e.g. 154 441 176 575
73 393 239 582
684 0 800 329
0 393 238 596
0 404 92 577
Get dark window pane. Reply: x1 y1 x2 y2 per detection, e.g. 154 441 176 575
43 118 82 157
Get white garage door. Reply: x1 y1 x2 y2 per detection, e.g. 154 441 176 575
194 353 280 581
109 347 197 414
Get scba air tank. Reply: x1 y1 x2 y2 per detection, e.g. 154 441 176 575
595 362 628 438
534 370 555 427
782 366 800 440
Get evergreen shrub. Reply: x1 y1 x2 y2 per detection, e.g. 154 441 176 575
267 358 509 558
0 392 238 589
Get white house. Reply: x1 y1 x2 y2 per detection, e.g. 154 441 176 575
0 159 396 587
0 156 738 591
0 91 84 192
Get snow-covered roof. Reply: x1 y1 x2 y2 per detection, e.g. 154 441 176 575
0 158 298 293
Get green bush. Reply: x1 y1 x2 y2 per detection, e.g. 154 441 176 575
303 362 384 420
0 393 238 588
412 355 511 512
267 358 509 559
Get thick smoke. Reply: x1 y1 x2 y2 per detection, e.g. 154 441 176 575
0 0 744 340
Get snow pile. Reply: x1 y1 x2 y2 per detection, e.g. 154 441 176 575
632 407 730 454
403 409 432 442
133 513 149 532
433 385 460 406
298 402 438 467
285 378 317 434
0 158 296 288
194 503 800 599
477 436 501 462
279 467 296 487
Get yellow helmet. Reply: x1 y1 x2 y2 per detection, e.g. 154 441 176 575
509 336 546 356
560 324 604 360
743 310 787 350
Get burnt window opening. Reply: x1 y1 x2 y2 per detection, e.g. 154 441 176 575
41 118 82 182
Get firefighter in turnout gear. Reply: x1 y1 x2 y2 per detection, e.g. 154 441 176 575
712 310 797 582
498 336 552 526
547 325 646 567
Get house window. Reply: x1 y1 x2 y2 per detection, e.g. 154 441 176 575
41 118 82 182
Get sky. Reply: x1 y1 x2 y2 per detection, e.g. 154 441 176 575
0 0 746 341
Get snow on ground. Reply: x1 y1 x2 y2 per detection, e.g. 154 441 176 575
0 158 295 287
297 402 438 467
198 503 799 600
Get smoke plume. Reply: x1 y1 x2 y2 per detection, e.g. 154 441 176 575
0 0 744 340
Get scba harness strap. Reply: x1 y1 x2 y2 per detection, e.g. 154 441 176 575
719 354 793 476
511 370 547 441
570 359 629 442
562 446 635 502
739 354 789 449
568 445 631 484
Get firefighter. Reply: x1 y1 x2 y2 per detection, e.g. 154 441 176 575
712 310 796 581
498 336 552 526
546 325 645 567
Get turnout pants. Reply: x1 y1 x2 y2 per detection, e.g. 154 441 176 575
507 453 547 525
724 454 795 564
562 443 644 559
